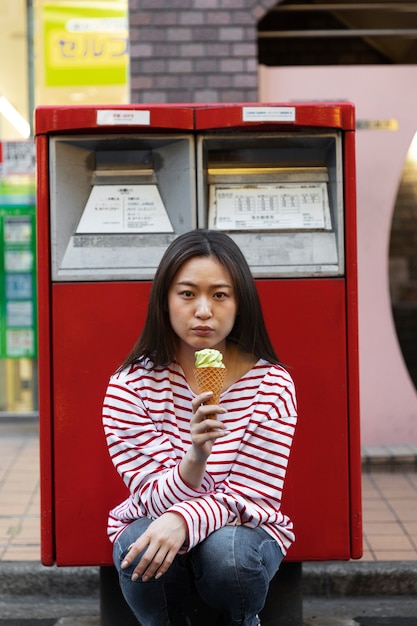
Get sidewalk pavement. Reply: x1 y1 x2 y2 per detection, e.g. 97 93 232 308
1 418 417 603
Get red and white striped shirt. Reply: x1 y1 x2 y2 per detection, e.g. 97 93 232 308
102 358 297 555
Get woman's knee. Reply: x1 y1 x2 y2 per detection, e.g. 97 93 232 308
192 526 283 613
194 526 282 580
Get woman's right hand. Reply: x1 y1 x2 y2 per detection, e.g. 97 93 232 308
190 391 228 459
179 392 228 490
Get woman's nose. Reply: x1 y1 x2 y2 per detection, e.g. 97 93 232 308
195 298 212 318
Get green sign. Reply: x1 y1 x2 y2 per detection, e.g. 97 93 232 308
42 1 129 87
0 186 37 359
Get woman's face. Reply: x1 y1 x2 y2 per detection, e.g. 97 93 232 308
167 255 238 358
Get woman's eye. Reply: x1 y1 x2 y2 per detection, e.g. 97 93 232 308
214 292 228 299
180 290 193 297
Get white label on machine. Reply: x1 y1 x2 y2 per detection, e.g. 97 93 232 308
96 110 151 126
76 184 173 233
208 183 332 231
242 107 296 122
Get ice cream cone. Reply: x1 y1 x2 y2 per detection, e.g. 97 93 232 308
193 367 227 418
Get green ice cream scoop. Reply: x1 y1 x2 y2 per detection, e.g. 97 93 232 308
194 349 225 368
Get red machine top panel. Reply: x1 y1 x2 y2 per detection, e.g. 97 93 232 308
35 104 195 135
194 102 355 131
35 102 355 136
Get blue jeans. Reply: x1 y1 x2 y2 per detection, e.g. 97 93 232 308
113 517 283 626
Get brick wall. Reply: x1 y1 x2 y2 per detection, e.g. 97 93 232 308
128 0 278 103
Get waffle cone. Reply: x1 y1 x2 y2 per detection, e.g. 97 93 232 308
193 367 227 418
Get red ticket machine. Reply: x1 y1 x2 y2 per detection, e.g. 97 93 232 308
36 102 361 572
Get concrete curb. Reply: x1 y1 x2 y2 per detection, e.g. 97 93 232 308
1 561 417 599
302 561 417 596
0 562 99 597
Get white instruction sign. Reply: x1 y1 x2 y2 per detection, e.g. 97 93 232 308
76 185 173 234
209 183 332 231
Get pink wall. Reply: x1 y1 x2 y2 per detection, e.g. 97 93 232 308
259 65 417 446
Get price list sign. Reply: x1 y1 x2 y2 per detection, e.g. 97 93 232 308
209 183 332 231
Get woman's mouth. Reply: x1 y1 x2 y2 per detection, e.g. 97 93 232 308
193 326 213 337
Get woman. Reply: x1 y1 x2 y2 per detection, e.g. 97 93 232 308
102 229 297 626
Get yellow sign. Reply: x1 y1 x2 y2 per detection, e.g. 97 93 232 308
43 2 128 86
48 26 127 72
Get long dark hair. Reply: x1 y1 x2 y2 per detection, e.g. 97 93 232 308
118 229 279 370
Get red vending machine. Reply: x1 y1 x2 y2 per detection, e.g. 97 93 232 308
36 105 196 565
36 102 361 573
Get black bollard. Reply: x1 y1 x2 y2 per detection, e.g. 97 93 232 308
260 562 303 626
99 565 139 626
